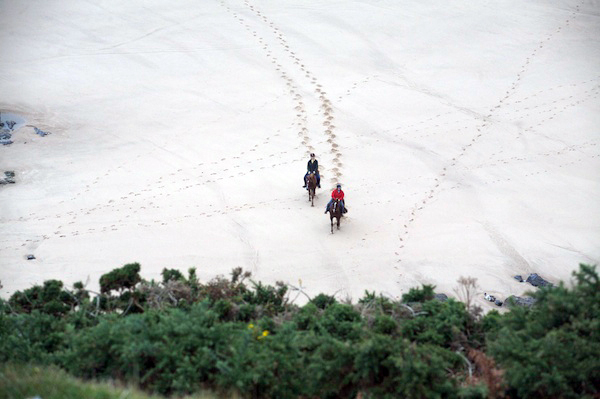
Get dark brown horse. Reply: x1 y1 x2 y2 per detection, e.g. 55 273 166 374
306 173 317 206
330 199 342 233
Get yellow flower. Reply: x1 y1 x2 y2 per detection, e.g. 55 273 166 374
248 323 254 329
262 330 269 337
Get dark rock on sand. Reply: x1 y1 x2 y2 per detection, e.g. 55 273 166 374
0 133 12 145
526 273 553 288
1 171 16 184
34 127 50 137
504 295 537 308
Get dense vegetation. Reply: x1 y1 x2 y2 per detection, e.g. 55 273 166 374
0 263 598 399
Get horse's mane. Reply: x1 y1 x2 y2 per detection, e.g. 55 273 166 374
307 173 317 186
331 198 340 213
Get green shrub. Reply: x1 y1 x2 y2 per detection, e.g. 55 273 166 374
235 303 255 322
311 293 336 309
243 281 287 316
320 303 362 340
302 334 358 398
212 299 232 320
360 342 460 398
0 311 67 364
373 314 397 335
3 262 598 399
161 268 185 283
354 334 403 388
359 291 394 315
214 323 305 399
100 263 141 294
62 303 228 394
187 267 200 296
402 284 436 303
487 264 600 398
8 280 75 316
457 383 488 399
400 299 468 347
293 302 319 331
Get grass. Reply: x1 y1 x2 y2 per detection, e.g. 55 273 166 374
0 364 234 399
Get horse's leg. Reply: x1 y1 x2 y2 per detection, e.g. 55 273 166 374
337 216 340 230
330 216 334 234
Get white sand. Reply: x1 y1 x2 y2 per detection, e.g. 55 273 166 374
1 0 599 309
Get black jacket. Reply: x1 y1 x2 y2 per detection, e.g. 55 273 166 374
307 159 319 172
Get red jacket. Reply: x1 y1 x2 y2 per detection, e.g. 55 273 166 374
331 189 344 200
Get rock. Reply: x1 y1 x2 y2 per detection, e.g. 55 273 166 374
0 171 16 185
0 132 11 140
504 295 537 308
514 275 523 282
526 273 553 288
34 127 50 137
0 139 13 146
27 255 36 260
434 293 448 302
494 299 503 306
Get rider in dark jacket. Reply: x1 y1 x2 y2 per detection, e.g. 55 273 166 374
303 153 321 188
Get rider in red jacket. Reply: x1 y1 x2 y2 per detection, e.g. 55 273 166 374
331 187 344 201
325 184 347 214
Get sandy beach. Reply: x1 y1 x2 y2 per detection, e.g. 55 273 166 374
1 0 599 309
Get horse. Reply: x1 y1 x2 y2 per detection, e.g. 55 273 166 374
330 199 342 234
306 173 317 206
